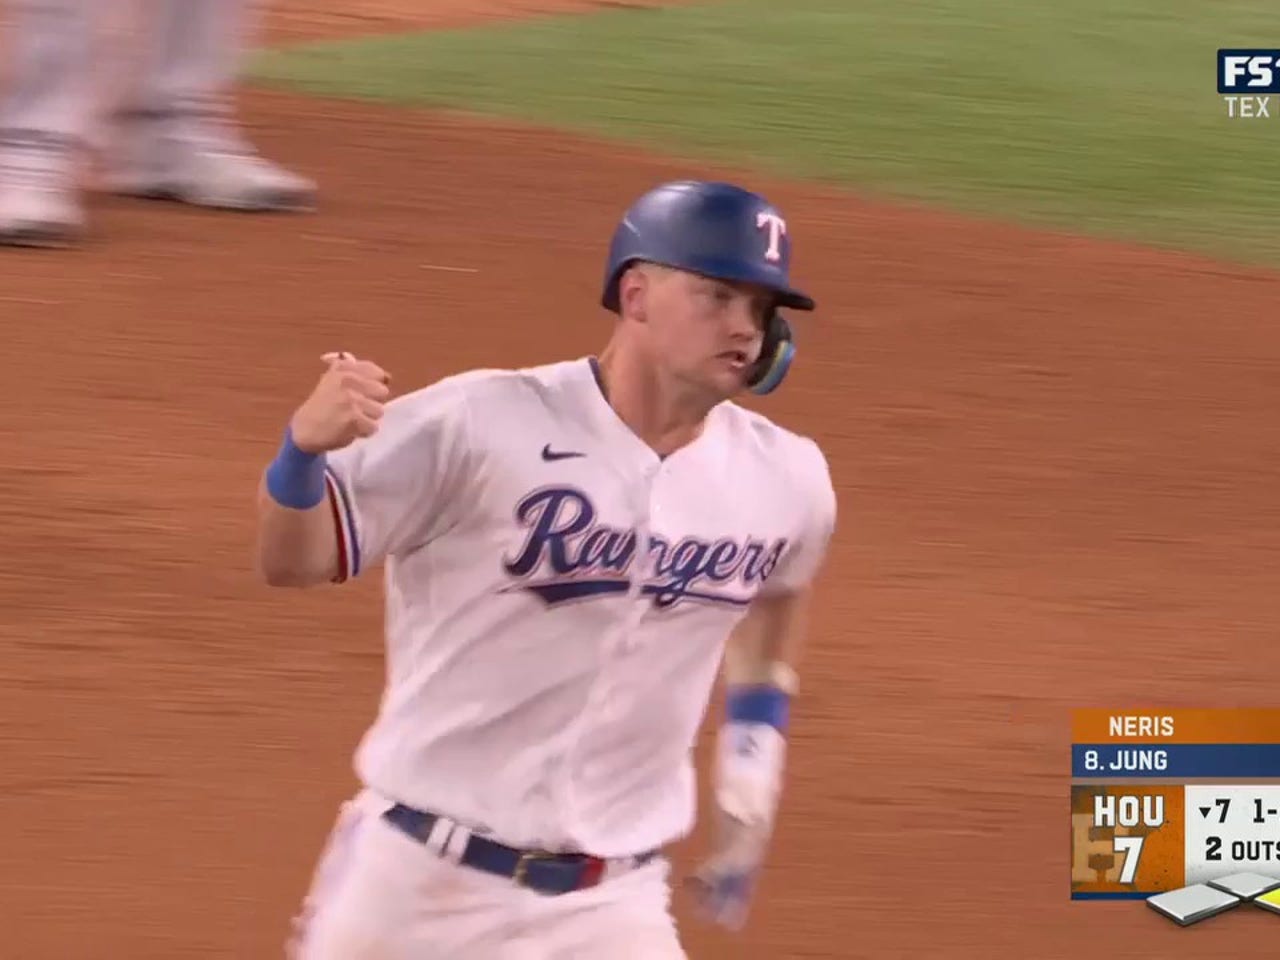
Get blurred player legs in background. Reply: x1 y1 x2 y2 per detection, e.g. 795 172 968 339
0 0 316 247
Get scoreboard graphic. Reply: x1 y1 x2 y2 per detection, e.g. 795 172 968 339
1071 709 1280 925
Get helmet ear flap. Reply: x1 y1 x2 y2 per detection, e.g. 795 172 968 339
601 259 628 313
747 312 795 396
603 257 651 314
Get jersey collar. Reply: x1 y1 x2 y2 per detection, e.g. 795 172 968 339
575 355 723 468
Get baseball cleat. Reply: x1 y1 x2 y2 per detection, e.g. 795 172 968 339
107 147 317 213
0 217 81 248
0 168 83 249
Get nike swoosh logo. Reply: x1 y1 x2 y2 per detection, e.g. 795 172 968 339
541 444 586 462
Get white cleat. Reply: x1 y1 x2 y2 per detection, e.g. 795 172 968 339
104 118 317 213
0 143 84 248
109 147 317 213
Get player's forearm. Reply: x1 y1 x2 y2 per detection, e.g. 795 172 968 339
255 476 339 586
254 427 340 587
723 590 807 690
255 354 390 587
712 591 808 829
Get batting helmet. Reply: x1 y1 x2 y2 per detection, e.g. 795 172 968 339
600 180 815 395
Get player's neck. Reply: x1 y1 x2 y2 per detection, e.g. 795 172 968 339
595 346 713 458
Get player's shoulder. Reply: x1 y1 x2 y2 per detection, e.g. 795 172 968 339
390 358 585 411
459 357 587 399
717 401 829 471
721 403 838 534
718 401 836 510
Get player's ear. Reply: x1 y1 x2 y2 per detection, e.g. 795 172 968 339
618 264 650 323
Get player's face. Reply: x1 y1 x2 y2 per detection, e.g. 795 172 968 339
638 267 772 398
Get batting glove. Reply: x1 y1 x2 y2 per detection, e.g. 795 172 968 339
686 719 786 931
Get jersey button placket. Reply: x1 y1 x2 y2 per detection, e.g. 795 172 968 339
625 463 673 650
622 465 662 648
555 465 657 829
599 468 655 706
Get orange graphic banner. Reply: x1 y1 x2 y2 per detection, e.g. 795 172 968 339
1072 709 1280 744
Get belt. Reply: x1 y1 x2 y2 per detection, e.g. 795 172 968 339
381 802 659 896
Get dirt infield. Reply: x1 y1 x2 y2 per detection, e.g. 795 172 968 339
3 3 1280 958
259 0 697 44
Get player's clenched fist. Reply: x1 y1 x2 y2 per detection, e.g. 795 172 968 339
261 351 391 516
290 352 393 454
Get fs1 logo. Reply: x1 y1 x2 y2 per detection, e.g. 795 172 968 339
1218 49 1280 119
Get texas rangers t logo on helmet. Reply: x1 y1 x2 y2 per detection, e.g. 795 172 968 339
755 210 787 263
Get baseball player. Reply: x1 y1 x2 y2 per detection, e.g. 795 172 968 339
256 180 838 958
0 0 315 247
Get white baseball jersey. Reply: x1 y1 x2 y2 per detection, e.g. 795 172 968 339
322 356 837 859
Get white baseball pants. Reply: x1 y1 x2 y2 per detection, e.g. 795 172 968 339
288 790 689 960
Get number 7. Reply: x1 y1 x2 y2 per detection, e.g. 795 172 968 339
1114 836 1144 884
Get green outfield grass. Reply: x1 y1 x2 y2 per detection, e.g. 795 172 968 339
249 0 1279 263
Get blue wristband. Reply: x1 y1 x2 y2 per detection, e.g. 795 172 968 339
265 425 328 509
726 684 791 733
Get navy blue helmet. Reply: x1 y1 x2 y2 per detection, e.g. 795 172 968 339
600 180 815 395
